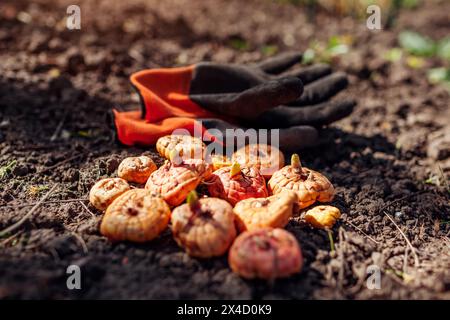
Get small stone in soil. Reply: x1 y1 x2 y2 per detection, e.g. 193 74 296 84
106 158 120 174
12 164 28 176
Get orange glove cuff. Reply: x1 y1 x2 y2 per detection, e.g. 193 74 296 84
112 109 218 146
130 65 218 123
113 66 233 147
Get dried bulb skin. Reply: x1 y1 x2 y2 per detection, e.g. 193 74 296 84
156 135 205 160
145 161 201 206
100 189 171 242
233 191 297 232
304 205 341 229
228 228 303 279
232 144 285 178
181 158 214 180
89 178 130 211
207 165 268 206
171 197 236 258
268 154 334 209
118 156 157 184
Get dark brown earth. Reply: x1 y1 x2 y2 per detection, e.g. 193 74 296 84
0 0 449 299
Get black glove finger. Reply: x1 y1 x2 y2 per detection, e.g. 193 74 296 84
200 118 240 155
199 118 319 152
279 126 319 151
255 99 356 128
190 62 262 94
287 72 348 106
190 77 303 120
253 52 302 74
280 63 332 85
201 117 276 152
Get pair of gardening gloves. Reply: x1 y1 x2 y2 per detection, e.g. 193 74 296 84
112 52 356 151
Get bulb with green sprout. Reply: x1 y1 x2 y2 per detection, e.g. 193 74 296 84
208 162 268 206
268 154 335 209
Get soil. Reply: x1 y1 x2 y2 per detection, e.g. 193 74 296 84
0 0 449 299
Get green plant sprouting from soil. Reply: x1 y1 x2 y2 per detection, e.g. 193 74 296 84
386 268 415 283
327 229 335 253
28 185 50 197
302 35 352 65
261 45 279 56
424 165 450 193
385 31 450 90
0 160 17 181
229 38 250 51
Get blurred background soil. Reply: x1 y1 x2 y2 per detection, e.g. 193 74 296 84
0 0 449 299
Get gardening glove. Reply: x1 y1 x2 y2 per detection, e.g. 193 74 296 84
112 52 355 150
